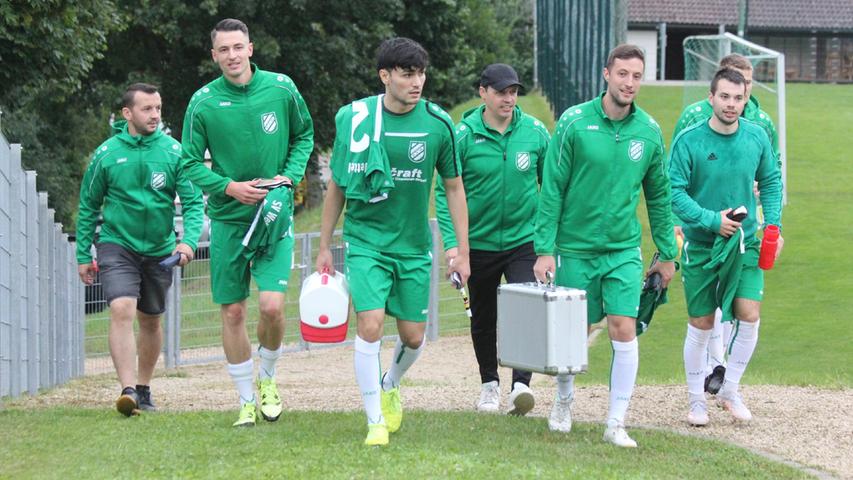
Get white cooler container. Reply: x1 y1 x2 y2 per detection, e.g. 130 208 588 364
497 282 588 375
299 272 350 343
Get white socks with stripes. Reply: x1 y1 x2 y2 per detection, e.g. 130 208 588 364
608 338 638 425
684 324 713 396
354 336 384 425
382 338 424 391
721 320 760 396
227 358 255 406
258 345 281 381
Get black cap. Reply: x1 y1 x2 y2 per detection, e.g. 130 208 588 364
479 63 523 91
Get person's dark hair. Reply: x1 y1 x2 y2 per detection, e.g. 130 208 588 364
122 83 159 108
606 44 645 69
719 53 753 72
211 18 249 45
710 68 746 94
376 37 429 71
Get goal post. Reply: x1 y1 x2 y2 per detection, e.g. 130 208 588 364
683 32 787 203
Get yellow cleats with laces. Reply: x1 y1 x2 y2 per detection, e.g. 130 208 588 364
257 378 282 422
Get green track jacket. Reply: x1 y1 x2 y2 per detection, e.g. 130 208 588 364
76 121 204 264
436 104 550 251
534 93 677 261
180 64 314 224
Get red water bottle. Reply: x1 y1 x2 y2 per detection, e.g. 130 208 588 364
758 225 780 270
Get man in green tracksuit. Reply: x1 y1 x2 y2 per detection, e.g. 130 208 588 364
672 53 781 394
435 63 549 416
77 83 203 417
316 38 470 447
180 18 314 427
671 68 782 426
533 45 677 448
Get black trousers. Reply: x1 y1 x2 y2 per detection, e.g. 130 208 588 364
468 241 535 386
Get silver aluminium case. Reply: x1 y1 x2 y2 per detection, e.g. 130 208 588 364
497 282 588 375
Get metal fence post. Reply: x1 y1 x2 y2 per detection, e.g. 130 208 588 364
8 144 23 397
163 271 173 369
426 220 440 342
25 171 40 394
52 224 61 386
75 271 84 377
164 266 181 369
298 234 312 350
37 193 50 388
47 210 57 387
0 136 10 398
60 231 70 384
173 266 182 367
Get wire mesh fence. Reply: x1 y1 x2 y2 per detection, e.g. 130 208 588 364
83 221 472 373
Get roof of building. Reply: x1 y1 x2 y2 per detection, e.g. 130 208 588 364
628 0 853 32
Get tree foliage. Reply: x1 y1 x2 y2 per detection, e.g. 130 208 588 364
1 0 534 230
0 0 123 107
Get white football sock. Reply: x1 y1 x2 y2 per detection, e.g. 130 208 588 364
227 358 255 406
706 309 726 371
556 373 575 399
722 321 734 354
607 338 638 425
685 324 713 396
354 336 384 425
382 338 424 391
258 345 281 381
721 320 760 395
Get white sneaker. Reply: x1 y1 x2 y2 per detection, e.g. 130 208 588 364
477 381 500 412
603 419 637 448
507 382 535 416
548 394 573 432
687 397 709 426
717 390 753 422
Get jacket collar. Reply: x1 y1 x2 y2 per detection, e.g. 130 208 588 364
461 104 523 138
221 63 261 93
593 91 637 121
112 120 163 147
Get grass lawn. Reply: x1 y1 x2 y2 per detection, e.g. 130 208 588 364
22 85 849 480
82 85 852 389
0 408 809 479
449 84 853 388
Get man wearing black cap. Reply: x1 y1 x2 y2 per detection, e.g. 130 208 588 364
436 63 550 415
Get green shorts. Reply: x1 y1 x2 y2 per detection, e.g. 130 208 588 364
555 248 643 324
344 242 432 322
209 219 294 305
681 240 763 318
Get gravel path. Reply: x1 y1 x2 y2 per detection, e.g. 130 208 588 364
12 336 851 479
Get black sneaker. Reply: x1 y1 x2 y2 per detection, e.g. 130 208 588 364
136 385 157 412
116 386 139 417
704 365 726 395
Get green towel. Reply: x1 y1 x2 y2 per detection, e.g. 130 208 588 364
339 94 395 203
348 141 394 203
241 186 294 256
704 228 745 322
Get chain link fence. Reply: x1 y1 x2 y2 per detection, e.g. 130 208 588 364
84 221 471 373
